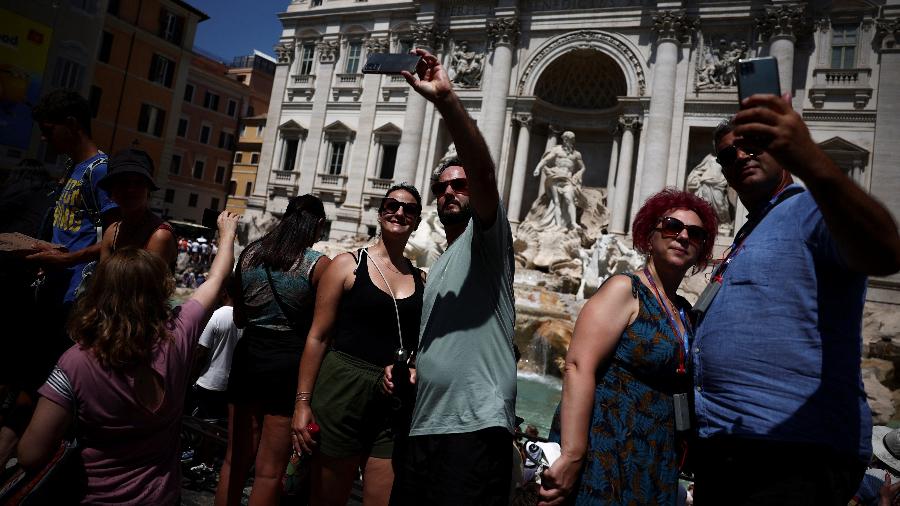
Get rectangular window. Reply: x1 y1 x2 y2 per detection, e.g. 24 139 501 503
215 166 226 184
89 86 102 118
328 142 346 175
245 181 253 196
169 154 181 175
345 42 362 74
98 31 113 63
159 9 185 46
229 181 237 196
210 197 220 211
137 104 166 137
200 125 211 144
226 133 235 149
234 152 243 163
218 131 225 148
300 44 315 75
184 84 194 102
250 153 259 165
188 193 198 207
379 144 398 179
831 24 858 69
177 118 188 137
227 99 237 117
203 92 220 111
149 54 175 87
282 139 299 171
192 160 204 179
52 58 84 89
164 188 175 203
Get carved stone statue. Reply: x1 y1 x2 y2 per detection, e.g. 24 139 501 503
531 131 587 230
449 41 484 87
404 205 446 268
577 234 645 298
438 143 457 167
696 38 748 90
686 153 734 234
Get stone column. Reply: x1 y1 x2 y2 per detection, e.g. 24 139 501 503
394 23 444 186
637 11 697 208
506 113 532 223
482 17 519 165
605 121 622 222
297 39 340 195
610 115 641 235
545 124 560 152
755 4 808 95
872 18 900 225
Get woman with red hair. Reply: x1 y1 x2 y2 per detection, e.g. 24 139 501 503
538 188 717 505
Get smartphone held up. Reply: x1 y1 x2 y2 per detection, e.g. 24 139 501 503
362 53 422 75
737 56 781 106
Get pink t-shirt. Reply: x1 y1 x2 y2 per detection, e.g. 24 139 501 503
38 299 208 505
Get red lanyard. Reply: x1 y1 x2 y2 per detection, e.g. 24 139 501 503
643 267 687 375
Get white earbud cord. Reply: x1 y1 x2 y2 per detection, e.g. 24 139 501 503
357 248 404 353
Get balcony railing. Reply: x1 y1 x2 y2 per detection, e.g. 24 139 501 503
291 74 315 86
367 177 394 193
812 68 871 88
317 173 348 187
273 170 296 182
334 73 362 86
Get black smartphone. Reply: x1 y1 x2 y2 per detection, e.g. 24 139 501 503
362 53 421 75
737 56 781 104
201 208 219 229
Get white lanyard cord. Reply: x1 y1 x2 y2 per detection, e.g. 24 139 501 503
358 248 404 352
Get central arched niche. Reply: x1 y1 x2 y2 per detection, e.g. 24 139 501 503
534 49 626 110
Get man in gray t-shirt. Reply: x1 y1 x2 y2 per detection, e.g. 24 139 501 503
388 49 516 506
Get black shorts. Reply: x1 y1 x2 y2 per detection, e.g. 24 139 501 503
390 427 512 506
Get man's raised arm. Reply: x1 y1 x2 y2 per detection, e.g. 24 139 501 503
402 49 500 227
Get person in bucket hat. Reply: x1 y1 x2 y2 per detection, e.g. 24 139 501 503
98 148 176 269
851 426 900 506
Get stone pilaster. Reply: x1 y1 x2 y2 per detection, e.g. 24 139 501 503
610 115 641 235
296 38 339 195
481 17 520 164
871 17 900 226
637 11 696 210
755 4 809 94
507 113 532 223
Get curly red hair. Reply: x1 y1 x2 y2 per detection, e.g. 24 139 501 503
632 188 718 268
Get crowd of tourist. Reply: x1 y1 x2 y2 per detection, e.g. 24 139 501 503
2 46 900 506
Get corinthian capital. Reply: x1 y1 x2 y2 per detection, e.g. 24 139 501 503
487 17 520 48
875 17 900 51
651 11 699 44
618 114 642 132
273 40 295 64
316 40 339 63
755 4 810 42
513 113 532 130
410 22 447 51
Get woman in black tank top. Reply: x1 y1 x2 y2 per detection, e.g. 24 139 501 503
292 183 426 506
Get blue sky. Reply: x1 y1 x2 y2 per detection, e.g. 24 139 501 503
190 0 288 61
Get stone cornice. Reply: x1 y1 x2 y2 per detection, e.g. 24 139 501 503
651 10 699 44
802 110 877 124
487 17 520 48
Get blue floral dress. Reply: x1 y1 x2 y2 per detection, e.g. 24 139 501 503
550 273 691 505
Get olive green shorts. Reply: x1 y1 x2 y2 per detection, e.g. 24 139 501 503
311 351 395 459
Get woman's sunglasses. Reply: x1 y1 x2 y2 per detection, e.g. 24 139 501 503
655 216 708 245
431 177 469 197
380 197 421 217
715 144 758 168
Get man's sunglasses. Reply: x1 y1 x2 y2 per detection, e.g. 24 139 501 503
380 197 421 217
654 216 708 245
431 178 469 197
715 144 758 168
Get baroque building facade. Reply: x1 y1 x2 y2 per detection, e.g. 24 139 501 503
247 0 900 301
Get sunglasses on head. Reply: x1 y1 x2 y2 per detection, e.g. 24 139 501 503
715 143 759 168
654 216 708 245
380 197 421 217
431 177 469 197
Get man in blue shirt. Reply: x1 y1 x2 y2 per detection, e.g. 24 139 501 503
26 91 118 361
691 93 900 505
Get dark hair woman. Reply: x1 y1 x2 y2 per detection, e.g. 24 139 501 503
18 212 239 504
215 194 330 506
538 188 717 505
98 149 176 268
291 183 425 506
